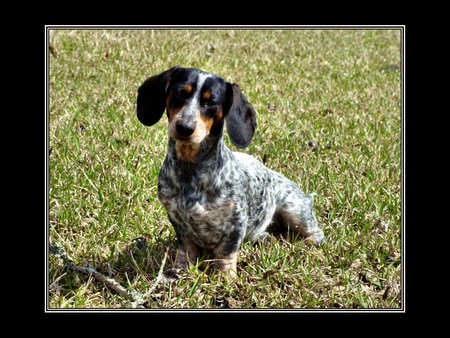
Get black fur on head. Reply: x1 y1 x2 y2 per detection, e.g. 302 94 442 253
136 66 179 126
136 66 257 148
224 83 257 148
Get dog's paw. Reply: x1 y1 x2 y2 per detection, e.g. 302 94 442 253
305 230 326 247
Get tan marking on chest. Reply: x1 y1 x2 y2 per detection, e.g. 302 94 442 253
175 141 201 162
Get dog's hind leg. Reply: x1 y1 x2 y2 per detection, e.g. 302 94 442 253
273 191 325 246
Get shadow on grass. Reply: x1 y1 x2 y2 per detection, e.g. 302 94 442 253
111 235 177 282
49 235 179 308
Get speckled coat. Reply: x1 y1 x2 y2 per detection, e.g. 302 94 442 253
137 66 325 275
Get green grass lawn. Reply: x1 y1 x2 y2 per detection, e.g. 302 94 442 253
47 28 402 309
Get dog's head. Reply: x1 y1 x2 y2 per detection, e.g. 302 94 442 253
136 66 257 149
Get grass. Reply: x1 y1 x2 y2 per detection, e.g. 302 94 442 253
47 28 402 310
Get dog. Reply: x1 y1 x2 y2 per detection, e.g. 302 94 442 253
136 66 325 276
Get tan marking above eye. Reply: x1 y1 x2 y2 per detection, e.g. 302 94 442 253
184 84 192 93
202 91 211 100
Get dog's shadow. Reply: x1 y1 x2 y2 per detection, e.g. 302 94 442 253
108 235 177 285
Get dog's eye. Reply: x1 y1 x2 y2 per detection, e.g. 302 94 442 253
177 89 188 97
202 95 216 107
203 99 216 107
175 85 192 98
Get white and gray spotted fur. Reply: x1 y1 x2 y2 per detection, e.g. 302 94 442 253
158 133 325 258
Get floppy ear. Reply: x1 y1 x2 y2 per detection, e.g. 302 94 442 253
136 66 178 126
224 83 257 148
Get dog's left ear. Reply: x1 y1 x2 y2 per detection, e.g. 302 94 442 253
224 83 257 148
136 66 178 126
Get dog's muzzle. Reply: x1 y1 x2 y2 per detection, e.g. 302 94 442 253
175 120 196 138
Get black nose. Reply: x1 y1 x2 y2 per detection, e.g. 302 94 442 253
175 120 196 137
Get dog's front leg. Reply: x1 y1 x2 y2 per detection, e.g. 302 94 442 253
211 251 238 277
174 237 200 270
211 231 243 277
164 236 200 281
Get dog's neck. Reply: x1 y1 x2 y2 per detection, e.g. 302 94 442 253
166 133 229 176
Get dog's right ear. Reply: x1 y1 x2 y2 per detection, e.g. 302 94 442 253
136 66 178 126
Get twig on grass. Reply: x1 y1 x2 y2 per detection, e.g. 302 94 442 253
49 242 170 308
68 261 129 298
130 248 169 308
